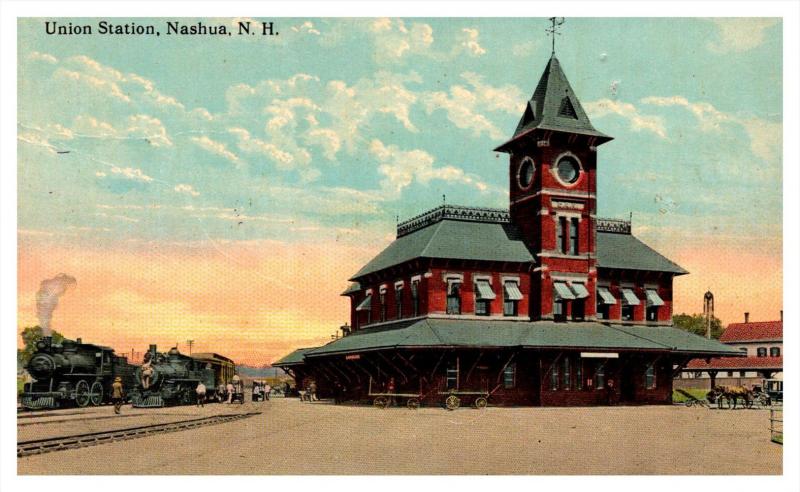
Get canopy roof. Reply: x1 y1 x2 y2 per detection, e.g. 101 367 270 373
273 319 742 366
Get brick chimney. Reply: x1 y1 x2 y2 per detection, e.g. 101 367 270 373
780 310 783 322
744 312 750 323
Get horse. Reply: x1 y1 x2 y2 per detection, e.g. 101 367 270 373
707 386 753 409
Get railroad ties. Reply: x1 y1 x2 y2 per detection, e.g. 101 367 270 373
17 412 260 457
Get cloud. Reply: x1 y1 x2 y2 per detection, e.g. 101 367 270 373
228 127 297 168
457 28 486 56
190 135 239 163
706 18 779 54
641 96 732 132
109 166 154 183
174 184 200 197
305 128 341 160
421 72 523 140
584 98 667 138
291 21 320 36
70 114 173 146
369 139 489 197
368 18 434 61
28 51 58 64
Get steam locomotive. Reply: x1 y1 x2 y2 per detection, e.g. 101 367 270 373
129 345 238 407
21 336 137 409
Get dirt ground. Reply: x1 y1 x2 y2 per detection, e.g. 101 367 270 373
18 398 782 475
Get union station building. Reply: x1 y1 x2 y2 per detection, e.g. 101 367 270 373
275 54 739 406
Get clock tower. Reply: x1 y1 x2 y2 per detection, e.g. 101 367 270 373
495 55 613 321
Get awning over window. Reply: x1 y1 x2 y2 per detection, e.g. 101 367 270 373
355 295 372 311
553 281 575 300
621 288 640 306
597 286 616 305
569 282 590 299
646 289 665 307
475 280 496 300
504 281 523 301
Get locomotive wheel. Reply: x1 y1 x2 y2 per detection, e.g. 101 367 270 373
474 397 488 409
75 380 90 407
445 395 460 411
373 396 388 409
89 381 104 406
406 398 420 410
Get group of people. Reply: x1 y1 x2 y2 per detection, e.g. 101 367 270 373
251 381 272 402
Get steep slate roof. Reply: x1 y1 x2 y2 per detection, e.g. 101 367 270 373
350 219 534 280
350 219 686 281
301 318 740 358
273 347 318 367
495 55 612 152
686 356 782 370
596 232 688 275
719 321 783 343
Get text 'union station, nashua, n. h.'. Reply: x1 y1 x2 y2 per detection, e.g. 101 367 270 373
275 52 740 408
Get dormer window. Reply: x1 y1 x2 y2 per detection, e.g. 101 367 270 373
474 279 495 316
446 279 462 315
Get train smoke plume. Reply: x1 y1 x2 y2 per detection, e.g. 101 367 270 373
36 274 76 335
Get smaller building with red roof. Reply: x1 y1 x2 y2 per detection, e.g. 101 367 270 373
681 313 783 388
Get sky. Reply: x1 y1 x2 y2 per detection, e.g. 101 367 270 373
17 17 783 366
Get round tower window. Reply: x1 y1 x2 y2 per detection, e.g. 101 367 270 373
556 156 580 184
518 157 535 189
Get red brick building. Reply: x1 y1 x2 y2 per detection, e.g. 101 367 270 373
276 55 738 407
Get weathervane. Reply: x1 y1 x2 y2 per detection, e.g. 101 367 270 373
546 17 565 55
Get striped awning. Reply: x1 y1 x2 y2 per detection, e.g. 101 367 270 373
475 280 496 300
504 281 523 301
597 286 616 305
569 282 590 299
355 295 372 311
646 289 665 307
553 281 575 300
621 288 640 306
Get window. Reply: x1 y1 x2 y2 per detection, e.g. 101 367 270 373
446 280 462 315
556 155 581 184
621 288 639 321
356 294 372 325
503 280 522 316
569 217 579 255
503 363 516 389
757 347 767 357
553 299 566 322
645 363 656 389
395 286 403 319
411 280 420 317
572 299 585 321
550 360 559 391
770 347 780 357
557 216 567 253
575 359 583 390
553 281 574 322
645 289 664 322
562 357 571 390
379 291 387 322
596 286 615 320
595 362 606 389
446 360 458 390
569 282 588 321
474 279 495 316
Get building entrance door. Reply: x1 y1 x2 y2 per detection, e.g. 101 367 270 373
620 359 636 403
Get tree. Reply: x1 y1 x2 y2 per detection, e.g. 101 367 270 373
17 326 65 367
672 313 724 339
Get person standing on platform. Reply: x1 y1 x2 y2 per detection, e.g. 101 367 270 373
196 381 206 407
264 383 271 401
111 377 124 414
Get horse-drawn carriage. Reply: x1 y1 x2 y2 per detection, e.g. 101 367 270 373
706 386 771 409
367 378 490 410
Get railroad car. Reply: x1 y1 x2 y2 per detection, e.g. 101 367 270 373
21 336 137 409
129 345 237 407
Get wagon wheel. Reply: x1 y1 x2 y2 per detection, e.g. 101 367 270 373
445 395 460 411
89 381 104 406
684 400 694 407
406 398 420 410
75 380 90 407
474 397 488 409
373 396 388 409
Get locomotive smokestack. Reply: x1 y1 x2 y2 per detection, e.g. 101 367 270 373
35 274 77 336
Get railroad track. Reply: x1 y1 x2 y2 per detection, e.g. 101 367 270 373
18 411 260 457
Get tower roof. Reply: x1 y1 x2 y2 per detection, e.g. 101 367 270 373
495 55 612 153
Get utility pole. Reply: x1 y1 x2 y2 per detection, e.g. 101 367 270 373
186 339 194 355
703 291 714 339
